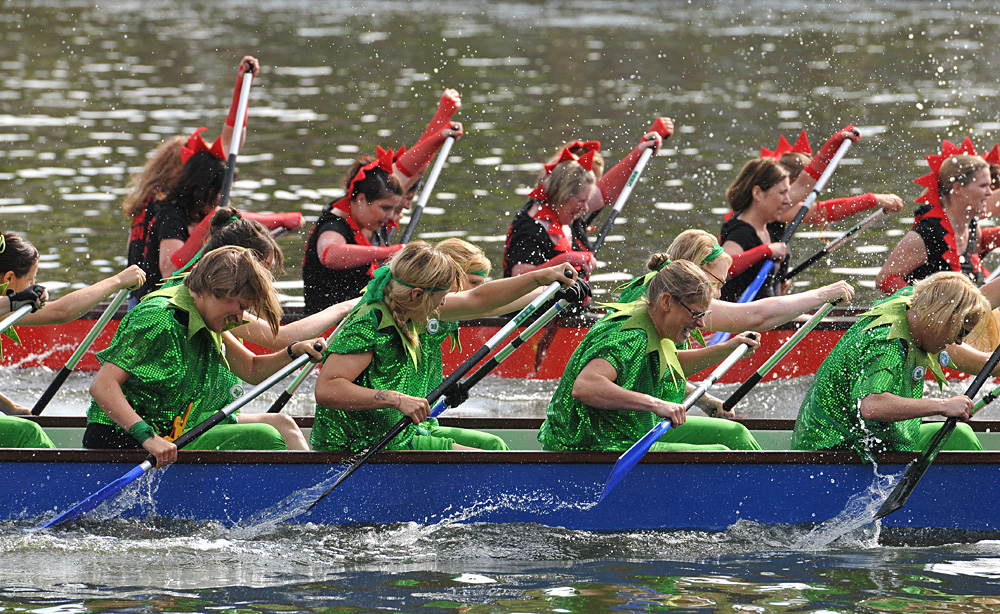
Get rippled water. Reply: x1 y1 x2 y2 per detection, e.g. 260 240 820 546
6 0 1000 611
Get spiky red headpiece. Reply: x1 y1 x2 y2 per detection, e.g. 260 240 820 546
348 145 397 197
529 146 597 201
761 130 812 159
914 138 981 209
180 127 226 164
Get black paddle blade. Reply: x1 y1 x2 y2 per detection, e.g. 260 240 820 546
875 418 958 519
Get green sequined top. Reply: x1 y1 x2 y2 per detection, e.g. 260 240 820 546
311 301 444 451
86 284 242 437
791 288 949 458
538 302 686 451
616 271 657 303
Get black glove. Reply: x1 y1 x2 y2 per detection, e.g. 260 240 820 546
554 279 592 304
7 285 45 312
444 384 470 408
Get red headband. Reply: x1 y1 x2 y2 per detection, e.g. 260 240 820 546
529 147 597 201
180 127 226 164
761 130 812 159
914 137 980 209
347 145 397 198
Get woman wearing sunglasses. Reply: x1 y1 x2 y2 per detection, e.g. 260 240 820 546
539 260 760 452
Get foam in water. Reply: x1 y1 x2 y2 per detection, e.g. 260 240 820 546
794 463 899 550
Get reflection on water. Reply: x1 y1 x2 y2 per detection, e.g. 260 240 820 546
5 0 1000 304
6 0 1000 612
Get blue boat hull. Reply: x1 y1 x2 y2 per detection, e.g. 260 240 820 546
4 449 997 532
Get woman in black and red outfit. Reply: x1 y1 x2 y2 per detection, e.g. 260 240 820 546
877 138 999 294
503 120 670 279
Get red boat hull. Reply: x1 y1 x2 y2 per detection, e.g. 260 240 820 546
1 306 965 384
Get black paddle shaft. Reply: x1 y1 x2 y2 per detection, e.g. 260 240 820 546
875 342 1000 519
31 367 72 415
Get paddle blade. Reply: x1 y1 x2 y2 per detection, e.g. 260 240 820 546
874 419 957 519
34 462 151 530
598 421 671 502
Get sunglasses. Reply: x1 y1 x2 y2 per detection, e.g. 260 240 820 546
704 268 726 288
676 298 711 320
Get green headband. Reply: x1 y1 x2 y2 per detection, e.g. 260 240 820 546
361 265 451 305
467 270 489 278
700 244 725 265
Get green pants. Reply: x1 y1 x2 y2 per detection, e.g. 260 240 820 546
653 416 762 451
188 423 286 451
421 424 509 450
0 416 56 449
915 421 982 452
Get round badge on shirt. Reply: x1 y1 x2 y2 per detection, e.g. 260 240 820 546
427 318 440 334
939 351 950 368
912 366 926 382
230 384 245 399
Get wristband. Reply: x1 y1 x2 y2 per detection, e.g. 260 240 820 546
128 420 156 445
286 344 298 360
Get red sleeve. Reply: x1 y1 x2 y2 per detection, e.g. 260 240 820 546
815 193 878 223
981 226 1000 253
169 209 216 270
877 274 908 295
727 244 773 277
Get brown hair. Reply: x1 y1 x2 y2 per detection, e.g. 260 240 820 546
344 158 404 201
726 157 790 215
646 259 713 308
541 161 596 208
122 136 186 217
436 238 491 289
777 151 811 183
938 154 989 203
204 207 285 274
163 151 227 224
185 245 282 337
0 232 39 279
382 242 461 345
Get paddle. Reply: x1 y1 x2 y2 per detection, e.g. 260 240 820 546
709 137 854 345
0 303 34 336
31 289 129 415
398 136 456 244
598 334 757 503
781 209 886 282
971 381 1000 416
217 60 254 211
427 280 591 416
721 299 841 413
303 277 571 513
34 344 322 530
874 342 1000 520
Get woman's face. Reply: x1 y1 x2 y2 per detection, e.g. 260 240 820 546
354 194 401 231
556 183 595 225
191 290 247 333
701 260 728 300
754 177 792 222
6 260 39 292
463 272 487 289
917 312 978 354
949 167 992 216
656 293 710 345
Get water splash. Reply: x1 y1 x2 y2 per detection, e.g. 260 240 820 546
794 464 899 550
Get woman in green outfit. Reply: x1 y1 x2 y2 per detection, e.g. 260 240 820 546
85 246 326 466
313 241 577 451
538 260 761 451
0 279 53 448
792 271 990 460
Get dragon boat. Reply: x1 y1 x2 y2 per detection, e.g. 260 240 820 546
1 303 968 384
4 416 1000 532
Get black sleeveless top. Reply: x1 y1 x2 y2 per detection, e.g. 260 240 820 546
718 217 786 302
302 206 372 315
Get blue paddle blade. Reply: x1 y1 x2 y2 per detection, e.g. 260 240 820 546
598 421 672 503
34 462 150 530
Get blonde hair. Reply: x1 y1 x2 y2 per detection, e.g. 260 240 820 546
122 135 186 217
910 271 990 345
185 245 282 337
542 161 596 208
647 260 713 308
938 154 989 203
726 157 790 215
436 238 491 289
646 230 733 273
383 242 461 345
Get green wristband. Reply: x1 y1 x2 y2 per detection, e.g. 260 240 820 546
128 420 156 444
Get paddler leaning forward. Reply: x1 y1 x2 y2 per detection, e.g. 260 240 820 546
792 271 993 460
538 260 761 452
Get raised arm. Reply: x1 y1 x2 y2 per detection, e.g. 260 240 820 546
437 263 576 321
703 281 853 333
231 298 359 350
20 265 145 326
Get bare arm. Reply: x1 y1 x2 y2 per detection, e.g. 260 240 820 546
703 281 853 333
314 351 430 423
231 298 359 350
437 263 575 321
222 333 326 384
20 265 145 326
941 341 1000 377
510 251 596 278
676 332 758 374
859 391 973 422
875 231 928 294
89 362 177 467
570 358 686 425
